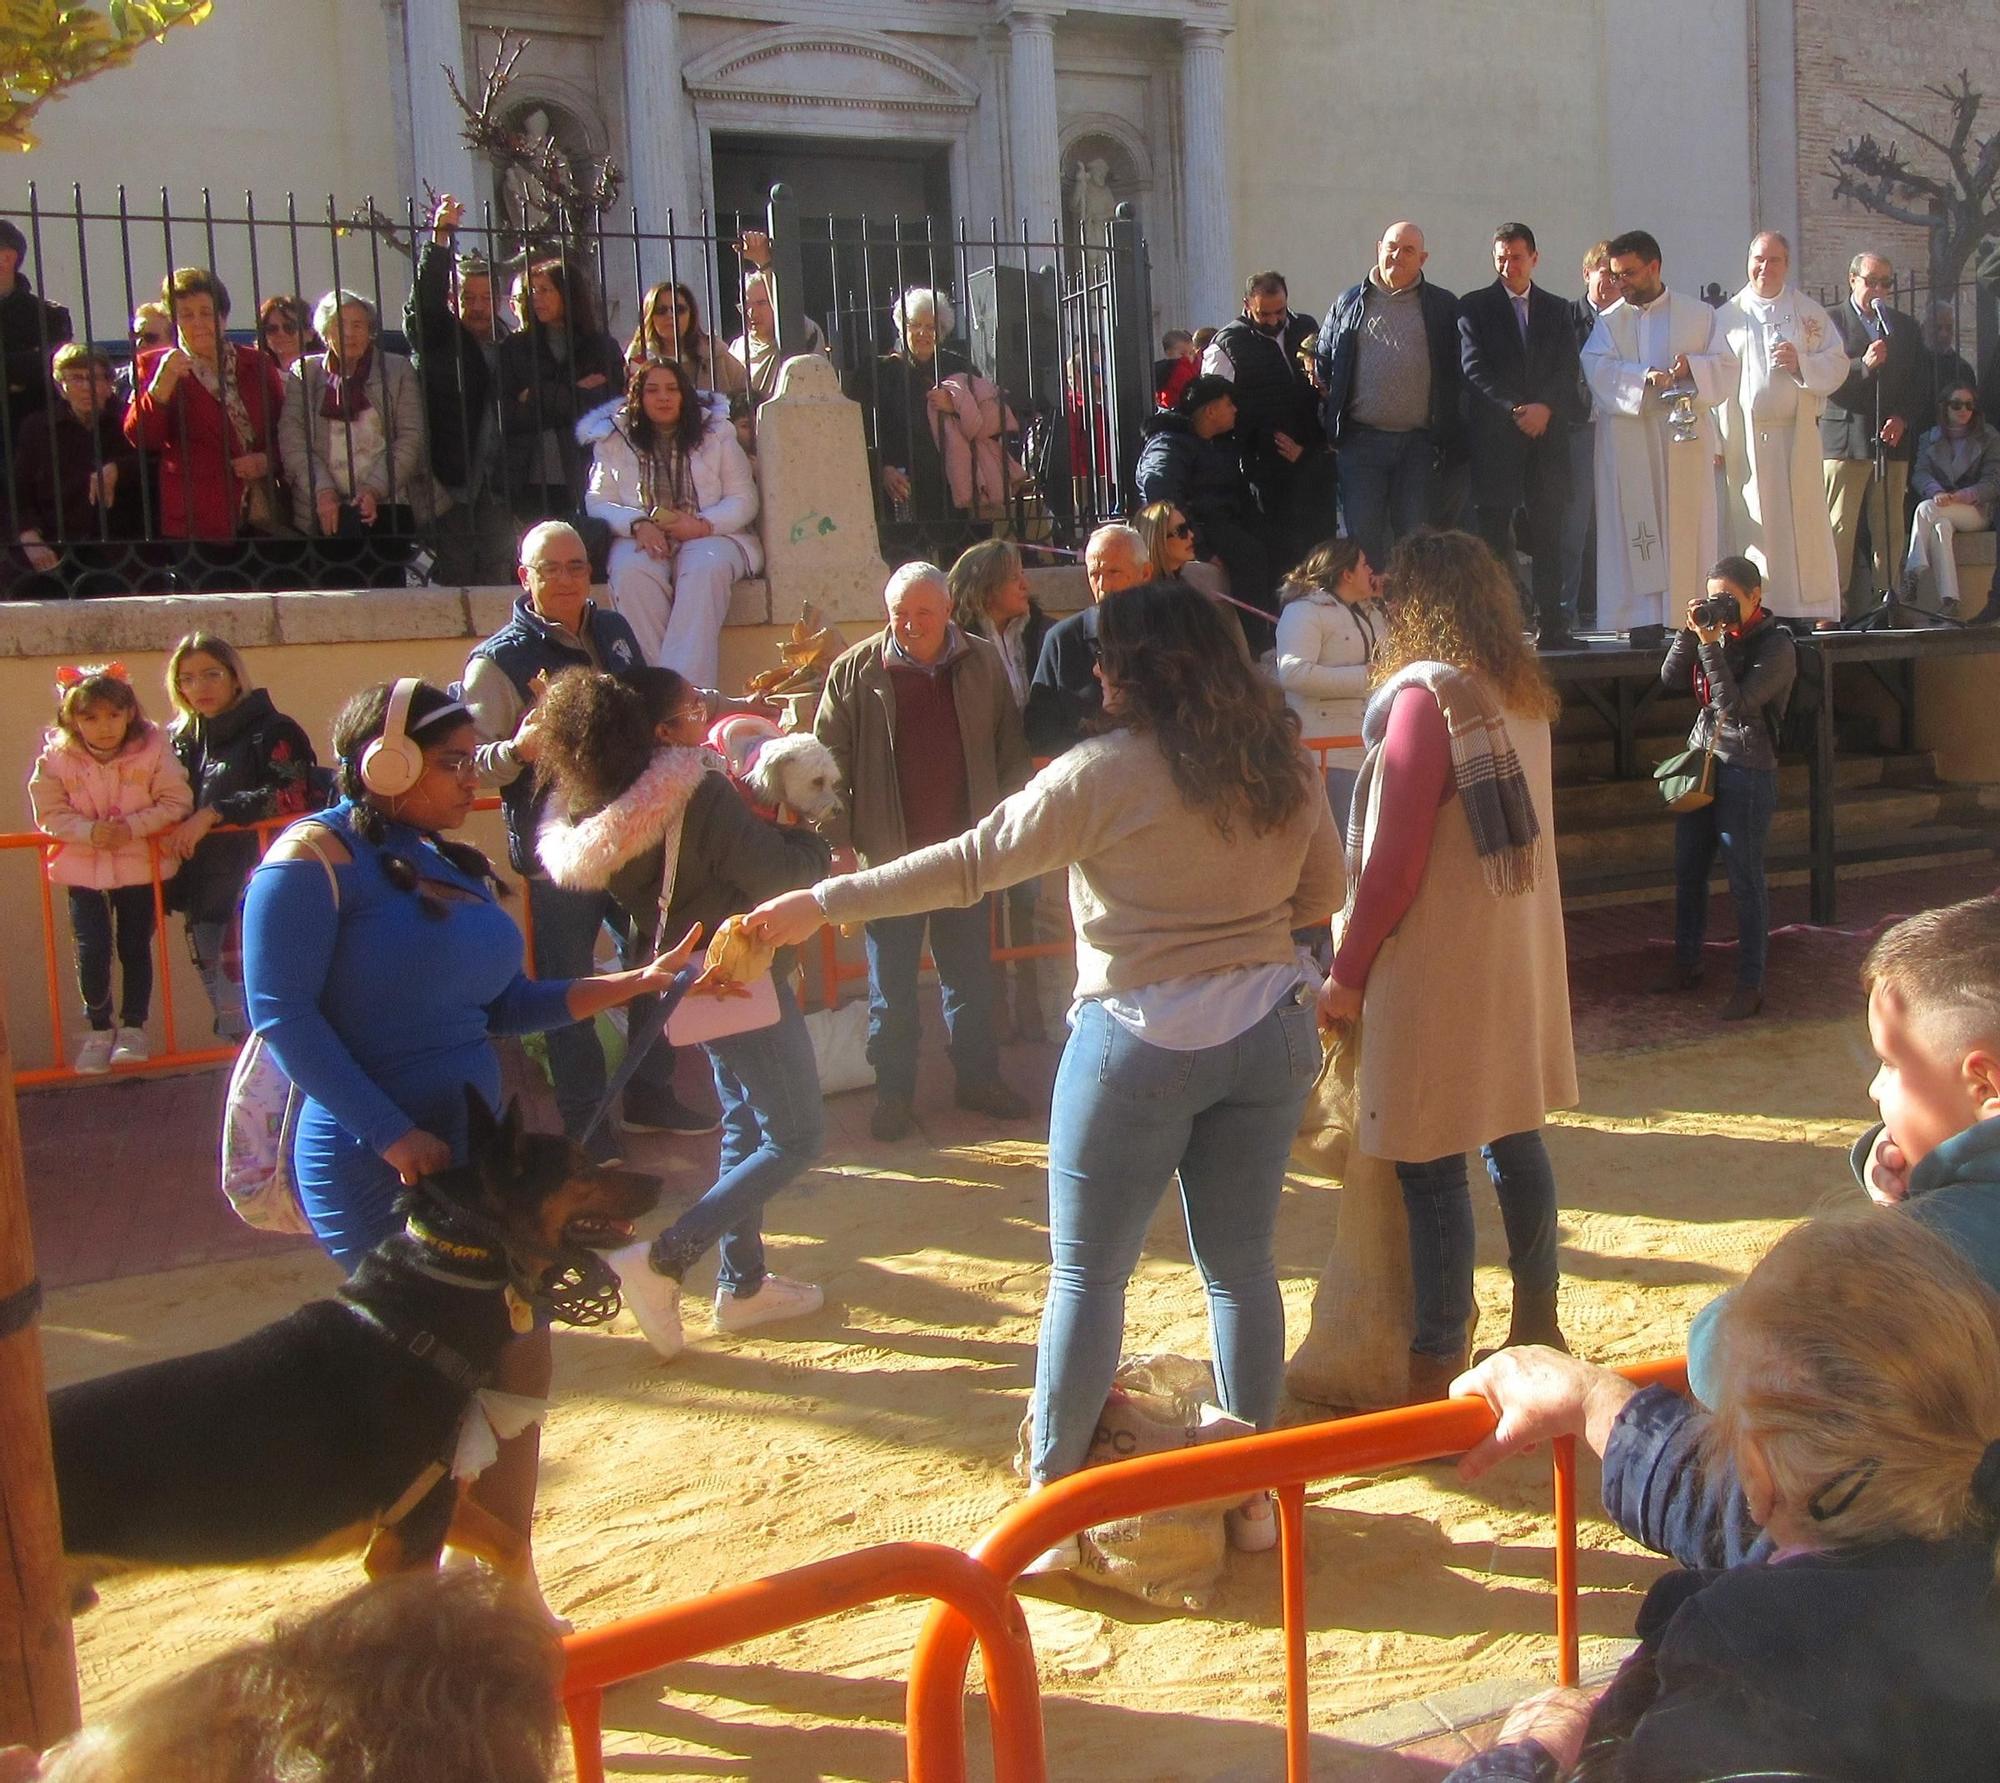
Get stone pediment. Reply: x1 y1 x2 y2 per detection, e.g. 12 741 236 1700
683 26 979 116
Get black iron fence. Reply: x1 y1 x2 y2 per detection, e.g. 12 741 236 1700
1807 272 1996 424
0 182 1151 598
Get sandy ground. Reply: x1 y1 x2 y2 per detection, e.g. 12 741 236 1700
42 1013 1878 1780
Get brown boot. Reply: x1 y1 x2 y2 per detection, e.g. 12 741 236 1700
1407 1347 1471 1405
1475 1285 1571 1363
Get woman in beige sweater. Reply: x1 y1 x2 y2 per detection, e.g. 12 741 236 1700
750 583 1343 1549
1318 531 1578 1403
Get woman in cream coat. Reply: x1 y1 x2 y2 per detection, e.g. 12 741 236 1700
582 358 761 687
1272 537 1385 825
1318 530 1577 1403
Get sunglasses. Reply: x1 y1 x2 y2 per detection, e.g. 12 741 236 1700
264 318 300 337
1947 399 1976 412
1859 274 1895 288
134 330 166 348
1169 523 1194 539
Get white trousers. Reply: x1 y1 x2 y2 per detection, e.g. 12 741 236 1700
606 534 747 688
1903 497 1990 611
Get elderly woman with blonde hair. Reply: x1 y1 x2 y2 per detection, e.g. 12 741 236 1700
276 287 437 582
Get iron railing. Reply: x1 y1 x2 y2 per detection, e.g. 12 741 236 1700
0 182 1151 599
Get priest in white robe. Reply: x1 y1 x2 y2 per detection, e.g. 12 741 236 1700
1715 232 1849 623
1584 231 1738 634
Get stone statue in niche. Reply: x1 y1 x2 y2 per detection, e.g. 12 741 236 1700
499 106 575 237
1069 157 1118 242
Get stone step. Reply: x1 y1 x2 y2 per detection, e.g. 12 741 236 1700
1554 753 1893 830
1556 780 2000 886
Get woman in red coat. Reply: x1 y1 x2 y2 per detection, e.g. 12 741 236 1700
124 267 286 584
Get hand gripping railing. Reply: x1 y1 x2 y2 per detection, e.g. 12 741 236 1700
559 1540 1047 1783
906 1358 1689 1783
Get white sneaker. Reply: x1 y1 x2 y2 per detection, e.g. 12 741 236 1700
1226 1491 1279 1554
714 1274 824 1333
109 1027 149 1067
1021 1534 1081 1576
74 1029 115 1074
607 1241 684 1360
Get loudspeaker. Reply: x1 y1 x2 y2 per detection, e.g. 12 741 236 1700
966 263 1061 409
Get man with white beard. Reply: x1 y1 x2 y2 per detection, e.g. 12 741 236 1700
1715 232 1849 624
1583 230 1738 635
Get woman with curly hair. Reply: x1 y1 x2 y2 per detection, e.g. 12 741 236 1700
1318 529 1578 1401
581 357 760 686
747 582 1344 1555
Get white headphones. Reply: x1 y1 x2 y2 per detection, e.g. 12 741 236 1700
359 678 428 799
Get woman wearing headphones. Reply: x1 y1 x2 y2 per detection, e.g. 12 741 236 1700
240 678 698 1624
241 677 696 1267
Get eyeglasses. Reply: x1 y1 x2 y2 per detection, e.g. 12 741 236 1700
1858 273 1895 289
668 705 708 725
526 558 591 578
427 751 478 780
176 666 233 689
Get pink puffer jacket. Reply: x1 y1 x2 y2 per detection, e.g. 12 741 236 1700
29 721 193 889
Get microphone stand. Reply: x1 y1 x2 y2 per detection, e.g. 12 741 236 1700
1848 299 1960 631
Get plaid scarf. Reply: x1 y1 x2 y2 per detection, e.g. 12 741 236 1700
1347 660 1542 899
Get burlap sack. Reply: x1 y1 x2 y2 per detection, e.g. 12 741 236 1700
1284 1017 1418 1412
1015 1353 1254 1612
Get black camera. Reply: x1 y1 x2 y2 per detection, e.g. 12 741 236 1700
1692 593 1741 629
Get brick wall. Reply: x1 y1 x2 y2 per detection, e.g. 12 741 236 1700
1792 0 2000 302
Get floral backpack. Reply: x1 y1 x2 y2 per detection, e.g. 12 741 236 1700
218 823 339 1235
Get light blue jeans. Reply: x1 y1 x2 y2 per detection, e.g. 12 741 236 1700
1030 989 1321 1482
648 978 824 1294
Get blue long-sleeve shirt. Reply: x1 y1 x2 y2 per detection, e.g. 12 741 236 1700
242 802 574 1262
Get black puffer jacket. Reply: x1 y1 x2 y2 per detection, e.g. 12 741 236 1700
1134 410 1255 540
167 688 323 922
1659 608 1797 773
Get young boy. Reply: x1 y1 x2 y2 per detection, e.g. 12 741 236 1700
1451 891 2000 1573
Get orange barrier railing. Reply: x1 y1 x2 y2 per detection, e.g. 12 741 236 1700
805 732 1363 1011
559 1541 1047 1783
7 796 518 1087
904 1357 1689 1783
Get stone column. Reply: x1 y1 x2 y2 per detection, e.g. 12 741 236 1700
1179 22 1234 331
1006 4 1064 239
623 0 690 233
403 0 479 206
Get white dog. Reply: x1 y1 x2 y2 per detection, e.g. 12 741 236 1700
707 715 843 827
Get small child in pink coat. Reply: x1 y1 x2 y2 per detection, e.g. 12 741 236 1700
28 665 193 1072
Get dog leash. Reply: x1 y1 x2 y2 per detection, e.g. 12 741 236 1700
578 962 696 1144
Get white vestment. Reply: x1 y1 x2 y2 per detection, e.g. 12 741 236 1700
1714 283 1849 622
1584 291 1738 633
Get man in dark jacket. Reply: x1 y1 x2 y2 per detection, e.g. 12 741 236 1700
1133 375 1273 644
0 216 73 516
1459 224 1585 646
1822 250 1930 613
1202 271 1333 576
462 520 707 1153
1024 523 1153 755
406 194 515 585
1315 221 1461 573
1559 243 1621 627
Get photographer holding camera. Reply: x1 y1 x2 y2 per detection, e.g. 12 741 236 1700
1654 554 1796 1019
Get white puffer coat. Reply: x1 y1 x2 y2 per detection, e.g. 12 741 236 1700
1273 592 1384 769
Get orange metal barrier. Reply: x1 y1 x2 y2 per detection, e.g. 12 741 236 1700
9 797 518 1086
805 733 1364 1010
559 1540 1047 1783
905 1357 1689 1783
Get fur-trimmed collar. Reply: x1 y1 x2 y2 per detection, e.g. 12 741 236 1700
536 747 712 890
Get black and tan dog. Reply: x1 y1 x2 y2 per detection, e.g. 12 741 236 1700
50 1090 658 1599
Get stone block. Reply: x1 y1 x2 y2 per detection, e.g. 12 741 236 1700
271 587 476 645
751 354 893 625
728 577 772 627
1026 564 1091 613
0 591 277 658
464 585 521 635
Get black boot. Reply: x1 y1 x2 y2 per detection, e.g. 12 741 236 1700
1475 1284 1570 1362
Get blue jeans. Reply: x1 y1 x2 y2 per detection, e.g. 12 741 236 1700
1395 1129 1560 1360
1673 761 1779 990
1336 425 1438 573
863 900 1000 1102
650 979 823 1293
187 916 248 1041
526 875 672 1135
1031 990 1321 1482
